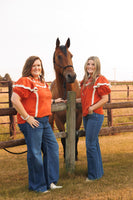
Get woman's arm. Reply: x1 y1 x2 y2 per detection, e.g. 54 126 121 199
11 92 29 119
11 92 39 128
51 98 81 104
88 94 108 114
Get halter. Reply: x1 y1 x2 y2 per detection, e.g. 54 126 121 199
53 49 74 99
53 60 73 73
53 60 74 99
53 46 74 72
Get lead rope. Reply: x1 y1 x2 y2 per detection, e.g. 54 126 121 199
3 148 27 155
63 80 67 100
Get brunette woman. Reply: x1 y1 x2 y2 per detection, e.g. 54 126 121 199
11 56 64 193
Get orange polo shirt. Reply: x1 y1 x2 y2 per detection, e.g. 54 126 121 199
13 77 52 124
81 75 111 116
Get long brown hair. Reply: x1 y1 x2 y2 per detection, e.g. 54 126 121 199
82 56 101 86
22 56 45 82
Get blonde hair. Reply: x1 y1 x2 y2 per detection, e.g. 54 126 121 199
22 56 45 83
82 56 101 85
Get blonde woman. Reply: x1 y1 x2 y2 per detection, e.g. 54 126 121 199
77 56 111 181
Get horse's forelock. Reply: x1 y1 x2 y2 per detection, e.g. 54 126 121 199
59 45 67 56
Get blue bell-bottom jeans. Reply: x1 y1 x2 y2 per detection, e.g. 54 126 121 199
83 112 104 180
18 116 59 192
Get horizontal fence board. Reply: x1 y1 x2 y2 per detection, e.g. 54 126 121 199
79 125 133 137
1 101 133 116
51 102 66 112
0 138 26 149
1 125 133 149
103 102 133 109
0 103 67 116
0 108 17 116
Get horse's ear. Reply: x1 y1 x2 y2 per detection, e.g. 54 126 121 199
65 38 70 48
56 38 60 48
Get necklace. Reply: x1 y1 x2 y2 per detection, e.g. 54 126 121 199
85 77 93 86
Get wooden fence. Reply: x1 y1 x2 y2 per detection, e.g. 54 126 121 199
1 81 133 172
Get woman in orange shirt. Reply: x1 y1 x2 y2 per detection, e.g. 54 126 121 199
77 56 111 181
11 56 64 193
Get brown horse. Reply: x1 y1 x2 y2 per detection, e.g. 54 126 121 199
49 38 82 161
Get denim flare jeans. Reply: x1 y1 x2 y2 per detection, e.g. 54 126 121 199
19 116 59 192
83 112 104 180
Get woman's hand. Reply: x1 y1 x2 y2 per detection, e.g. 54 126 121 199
76 98 81 103
88 106 93 114
53 98 65 103
11 92 39 128
88 95 108 114
26 116 39 128
56 98 64 103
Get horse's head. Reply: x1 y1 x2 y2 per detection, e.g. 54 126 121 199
53 38 76 83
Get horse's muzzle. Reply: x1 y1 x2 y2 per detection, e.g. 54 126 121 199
65 73 76 83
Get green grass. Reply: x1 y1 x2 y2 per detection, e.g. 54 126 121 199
0 133 133 200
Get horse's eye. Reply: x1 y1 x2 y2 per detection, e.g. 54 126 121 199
58 55 62 60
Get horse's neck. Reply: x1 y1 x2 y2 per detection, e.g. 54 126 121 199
55 73 73 97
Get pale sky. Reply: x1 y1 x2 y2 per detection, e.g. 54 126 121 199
0 0 133 82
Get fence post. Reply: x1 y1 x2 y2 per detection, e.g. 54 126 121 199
8 81 16 138
107 93 113 127
127 85 129 100
65 91 76 173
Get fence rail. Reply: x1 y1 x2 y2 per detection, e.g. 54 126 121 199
1 81 133 137
1 100 133 141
